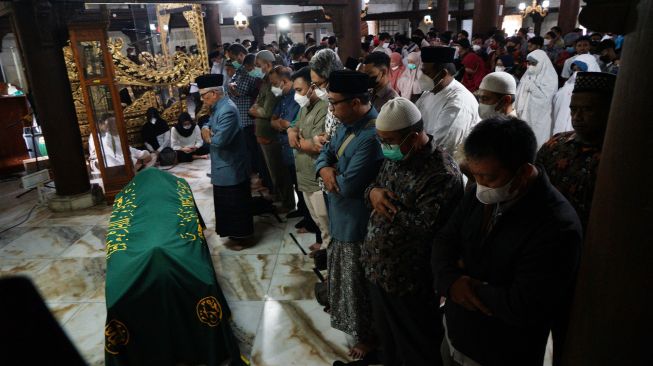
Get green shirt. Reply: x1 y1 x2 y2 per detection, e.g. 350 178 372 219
254 79 281 140
294 99 328 192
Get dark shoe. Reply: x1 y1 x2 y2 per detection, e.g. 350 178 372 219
295 218 308 229
315 282 328 306
313 249 327 271
285 210 303 219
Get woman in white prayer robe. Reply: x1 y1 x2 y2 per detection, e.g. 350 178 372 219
551 54 601 135
515 49 560 147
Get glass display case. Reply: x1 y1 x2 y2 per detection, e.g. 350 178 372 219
68 23 134 202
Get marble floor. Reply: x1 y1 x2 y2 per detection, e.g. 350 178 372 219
0 159 355 366
0 159 553 366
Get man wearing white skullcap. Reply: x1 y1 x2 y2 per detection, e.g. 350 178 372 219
477 72 518 119
360 97 464 366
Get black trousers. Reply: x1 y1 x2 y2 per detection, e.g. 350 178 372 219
243 125 272 191
369 282 444 366
176 144 210 163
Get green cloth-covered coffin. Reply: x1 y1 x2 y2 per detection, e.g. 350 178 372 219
104 168 246 366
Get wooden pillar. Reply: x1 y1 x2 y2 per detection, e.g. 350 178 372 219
435 0 449 32
11 0 90 196
472 0 499 36
562 1 651 365
456 0 464 33
249 4 265 47
325 1 361 64
410 0 420 34
204 4 222 51
558 0 581 34
498 0 506 31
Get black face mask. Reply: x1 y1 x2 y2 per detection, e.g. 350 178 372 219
368 73 382 89
599 55 611 63
507 46 516 53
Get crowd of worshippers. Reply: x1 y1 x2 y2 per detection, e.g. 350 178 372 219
106 28 619 365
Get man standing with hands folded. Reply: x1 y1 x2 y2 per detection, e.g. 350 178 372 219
432 117 581 366
361 97 463 366
198 74 254 249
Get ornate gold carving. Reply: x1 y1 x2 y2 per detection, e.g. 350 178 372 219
105 319 130 355
63 3 207 151
196 296 223 327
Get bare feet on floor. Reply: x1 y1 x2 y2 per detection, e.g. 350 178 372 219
349 342 373 360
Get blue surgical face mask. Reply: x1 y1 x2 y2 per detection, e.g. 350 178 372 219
248 67 264 78
407 63 417 70
232 60 242 69
567 46 576 54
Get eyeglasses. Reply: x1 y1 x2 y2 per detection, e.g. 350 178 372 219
376 133 412 149
327 97 354 110
310 80 328 89
329 98 354 107
200 90 215 98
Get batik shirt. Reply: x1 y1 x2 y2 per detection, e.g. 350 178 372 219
536 131 601 231
361 137 463 295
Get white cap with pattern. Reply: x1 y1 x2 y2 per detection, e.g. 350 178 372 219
479 72 517 95
376 97 422 132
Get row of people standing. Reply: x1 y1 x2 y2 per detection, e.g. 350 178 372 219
198 35 616 365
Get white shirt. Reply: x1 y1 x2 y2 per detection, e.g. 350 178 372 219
144 130 171 153
88 133 149 172
211 61 224 75
171 126 203 150
372 45 392 56
415 79 480 155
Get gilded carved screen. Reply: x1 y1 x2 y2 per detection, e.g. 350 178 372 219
65 3 209 152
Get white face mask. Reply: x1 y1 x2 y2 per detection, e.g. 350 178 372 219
383 42 390 49
294 92 310 108
391 65 400 71
314 87 328 101
472 45 482 52
418 73 435 92
183 124 192 130
495 66 506 72
271 86 283 97
150 118 157 124
543 39 551 46
476 178 519 205
478 102 502 120
527 64 538 73
418 70 445 93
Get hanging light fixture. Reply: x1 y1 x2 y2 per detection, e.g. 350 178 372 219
519 0 550 18
424 15 433 25
234 10 248 30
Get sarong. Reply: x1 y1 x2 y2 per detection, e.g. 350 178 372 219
327 238 373 342
213 180 253 239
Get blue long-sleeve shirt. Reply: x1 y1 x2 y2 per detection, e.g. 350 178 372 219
315 108 383 242
205 96 250 186
274 90 301 166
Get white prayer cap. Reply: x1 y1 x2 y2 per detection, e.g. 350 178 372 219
376 97 422 132
479 72 517 95
256 50 276 63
